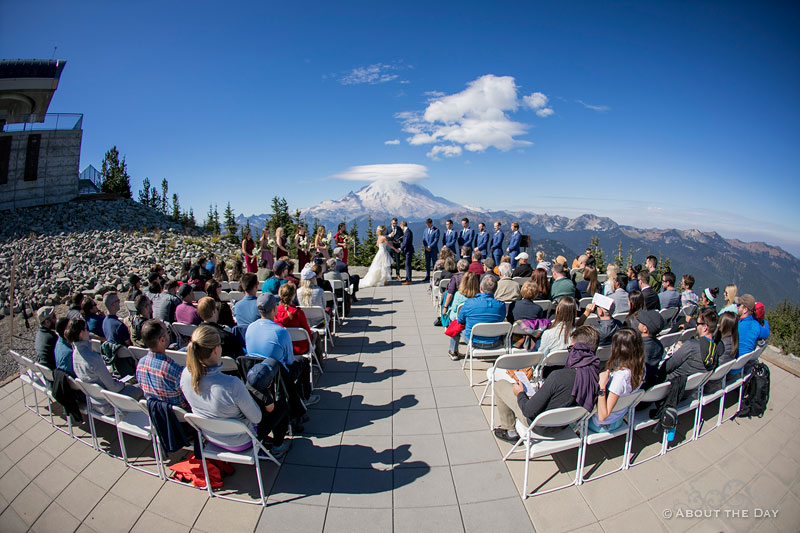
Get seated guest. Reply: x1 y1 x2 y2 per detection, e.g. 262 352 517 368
187 256 211 290
102 293 132 346
274 283 321 357
680 274 699 307
54 317 75 377
312 263 333 294
136 320 189 409
717 311 739 366
529 268 550 300
257 258 273 283
81 298 106 338
493 326 600 442
735 293 769 374
230 259 244 282
333 247 359 302
718 284 738 315
577 296 620 346
460 245 471 262
698 287 719 312
626 265 643 293
448 276 506 360
246 293 319 408
234 273 261 328
480 258 499 284
645 255 661 291
143 274 162 302
205 279 235 328
637 271 661 310
511 252 533 278
128 294 153 347
433 247 454 271
468 250 485 275
213 259 229 282
623 290 646 328
205 253 217 276
576 265 600 298
494 255 510 276
609 274 630 314
658 272 681 309
535 251 552 276
665 308 721 385
263 260 289 295
440 256 458 280
284 260 300 286
447 272 479 326
636 310 666 389
538 297 578 356
550 262 579 301
197 297 244 357
443 259 470 310
494 262 521 303
571 254 587 283
297 267 326 310
590 328 645 432
554 255 568 269
175 284 202 325
66 293 84 320
179 259 192 283
68 317 142 415
508 281 545 322
153 280 182 324
35 306 58 370
127 274 142 302
603 264 619 296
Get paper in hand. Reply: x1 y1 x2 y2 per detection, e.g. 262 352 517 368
514 371 535 397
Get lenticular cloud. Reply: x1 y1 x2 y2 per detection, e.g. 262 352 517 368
396 74 553 159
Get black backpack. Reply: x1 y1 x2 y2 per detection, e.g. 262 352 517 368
737 363 770 418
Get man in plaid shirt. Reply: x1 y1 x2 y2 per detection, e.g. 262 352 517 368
135 320 189 409
680 274 700 308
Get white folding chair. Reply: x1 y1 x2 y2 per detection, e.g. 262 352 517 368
721 347 765 421
328 279 348 319
479 351 544 429
694 359 738 439
659 307 678 325
65 376 93 447
124 301 138 315
20 356 52 422
33 363 61 428
220 281 231 291
595 345 612 365
192 291 207 302
287 328 323 387
512 276 528 287
430 270 443 304
128 346 149 360
301 305 334 353
578 297 593 311
8 350 39 415
626 381 672 468
183 414 279 506
171 322 197 348
508 321 539 354
323 291 339 332
612 312 628 321
462 322 511 386
597 274 608 283
228 291 245 303
679 327 696 342
577 390 645 484
582 315 600 328
220 356 238 372
102 390 164 479
503 406 590 498
434 278 449 310
535 349 570 385
534 300 552 316
666 371 712 451
219 291 232 302
657 331 682 350
90 338 103 353
73 378 121 451
165 349 187 367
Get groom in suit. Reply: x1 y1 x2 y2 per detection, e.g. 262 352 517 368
388 218 404 280
422 218 440 282
400 221 414 285
491 221 504 266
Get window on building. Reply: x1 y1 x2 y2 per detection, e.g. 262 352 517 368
24 133 41 181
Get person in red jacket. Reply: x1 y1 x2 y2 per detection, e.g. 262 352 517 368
274 282 322 358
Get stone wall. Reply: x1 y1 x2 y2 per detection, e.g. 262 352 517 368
0 128 82 210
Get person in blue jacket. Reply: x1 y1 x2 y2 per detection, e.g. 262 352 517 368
442 219 458 255
458 218 476 256
507 222 522 268
735 293 769 375
422 218 440 282
491 221 505 266
475 222 489 258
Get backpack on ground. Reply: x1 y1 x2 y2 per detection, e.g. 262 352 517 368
737 362 770 418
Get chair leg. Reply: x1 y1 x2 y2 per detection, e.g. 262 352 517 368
488 379 495 429
196 432 216 499
522 438 531 499
117 427 129 467
252 446 267 506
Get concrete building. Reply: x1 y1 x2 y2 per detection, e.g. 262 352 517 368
0 59 83 210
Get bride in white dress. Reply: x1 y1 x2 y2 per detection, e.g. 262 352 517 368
361 226 400 288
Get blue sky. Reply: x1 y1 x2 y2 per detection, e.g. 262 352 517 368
3 1 799 254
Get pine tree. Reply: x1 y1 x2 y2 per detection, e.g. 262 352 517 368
149 187 160 210
188 208 196 227
241 218 251 241
171 193 181 222
204 204 215 232
626 245 635 271
223 202 238 243
349 219 360 264
268 197 293 234
358 215 378 265
588 236 606 273
160 179 169 214
616 240 625 269
212 204 221 234
138 178 151 205
100 146 132 198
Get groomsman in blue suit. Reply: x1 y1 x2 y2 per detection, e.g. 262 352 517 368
422 218 440 282
507 222 522 268
442 219 458 256
458 218 476 256
475 222 489 258
491 221 504 266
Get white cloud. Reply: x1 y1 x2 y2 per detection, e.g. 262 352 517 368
427 145 463 159
338 63 403 85
396 74 552 157
384 139 400 145
332 163 428 183
577 99 610 112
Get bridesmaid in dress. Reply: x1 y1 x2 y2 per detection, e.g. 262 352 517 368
315 225 330 262
334 222 349 264
258 228 274 269
241 229 258 273
275 226 289 260
294 225 310 270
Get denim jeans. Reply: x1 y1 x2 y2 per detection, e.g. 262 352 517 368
450 335 502 354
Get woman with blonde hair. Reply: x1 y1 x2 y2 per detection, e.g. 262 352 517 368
718 284 737 315
576 265 600 298
314 225 330 261
604 264 619 296
259 228 274 270
538 296 578 355
535 250 552 275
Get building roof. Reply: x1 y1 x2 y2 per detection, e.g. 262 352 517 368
0 59 67 80
0 59 67 124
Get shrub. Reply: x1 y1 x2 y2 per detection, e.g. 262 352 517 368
766 300 800 356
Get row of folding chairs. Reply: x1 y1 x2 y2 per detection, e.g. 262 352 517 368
494 345 765 498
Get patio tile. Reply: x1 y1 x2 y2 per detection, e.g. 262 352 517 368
256 502 327 532
10 481 50 527
394 505 464 533
337 435 393 469
524 485 598 532
109 468 165 509
439 406 489 434
58 439 100 473
443 430 501 465
130 510 190 533
434 385 484 408
55 475 106 521
600 502 667 532
0 466 31 503
80 451 128 490
393 466 457 508
30 502 80 533
460 496 534 532
328 467 393 508
578 471 646 521
393 434 450 468
0 505 28 533
84 492 144 532
324 506 393 532
451 461 518 504
392 408 442 436
284 434 343 468
393 387 436 410
33 459 78 500
147 480 209 526
194 496 263 532
343 409 393 436
268 464 335 506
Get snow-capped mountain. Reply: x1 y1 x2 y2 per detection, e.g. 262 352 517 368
301 180 460 222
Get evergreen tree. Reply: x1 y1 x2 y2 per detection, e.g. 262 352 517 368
188 208 196 227
212 204 221 234
171 193 181 222
241 218 252 241
588 236 606 273
358 215 378 265
268 197 293 234
348 219 360 264
160 179 169 214
204 204 215 232
100 146 132 198
615 240 625 269
223 202 238 243
149 187 160 210
312 217 320 238
138 178 151 205
626 245 635 271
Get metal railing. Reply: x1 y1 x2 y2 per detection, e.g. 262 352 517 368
2 113 83 132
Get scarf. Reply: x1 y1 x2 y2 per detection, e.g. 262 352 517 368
566 342 601 412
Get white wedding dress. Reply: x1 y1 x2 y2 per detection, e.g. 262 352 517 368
361 242 393 288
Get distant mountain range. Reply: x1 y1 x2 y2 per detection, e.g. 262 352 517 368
237 181 800 307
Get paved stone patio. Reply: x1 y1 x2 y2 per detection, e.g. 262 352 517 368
0 281 798 532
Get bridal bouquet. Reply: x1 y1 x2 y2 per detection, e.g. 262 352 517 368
268 238 276 249
299 237 308 248
321 232 332 247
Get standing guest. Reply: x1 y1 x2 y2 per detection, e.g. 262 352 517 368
230 259 244 283
511 252 533 278
127 295 153 347
506 222 522 268
205 279 235 328
624 290 646 328
443 219 458 256
535 251 552 276
205 253 217 276
529 268 550 300
263 259 289 295
448 276 506 360
645 255 661 292
494 262 522 303
35 306 58 370
54 317 75 377
333 223 349 264
66 293 84 320
242 228 258 273
659 272 681 309
314 225 330 262
68 318 142 415
153 280 182 324
550 263 579 301
333 247 360 300
275 283 322 357
475 222 489 259
698 287 719 312
539 297 578 356
609 274 630 314
680 274 699 307
102 293 132 346
468 250 485 275
590 328 645 432
508 281 545 322
233 273 260 328
637 271 661 310
458 218 476 256
127 274 142 302
292 226 308 270
636 310 666 388
259 228 274 270
81 298 106 338
213 260 228 282
197 297 244 357
491 221 505 266
175 284 202 325
136 320 189 409
626 265 643 293
422 218 440 282
603 264 619 296
718 284 738 315
576 265 600 298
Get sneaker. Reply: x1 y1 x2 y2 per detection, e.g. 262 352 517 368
270 442 289 459
303 394 321 407
448 350 461 361
493 428 519 443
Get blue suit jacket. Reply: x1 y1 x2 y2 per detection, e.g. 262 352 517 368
491 230 504 252
475 231 489 255
401 228 414 254
458 228 475 249
443 228 458 252
507 231 522 253
423 226 440 249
